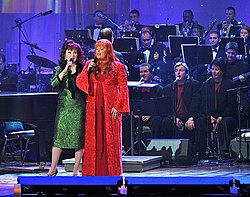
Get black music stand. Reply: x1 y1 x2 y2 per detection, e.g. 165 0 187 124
181 44 213 65
168 36 199 58
219 37 246 55
127 82 172 155
151 25 179 43
122 53 145 81
64 29 94 47
120 30 141 39
227 24 242 38
113 37 139 53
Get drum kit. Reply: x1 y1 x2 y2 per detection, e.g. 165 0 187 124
22 41 57 92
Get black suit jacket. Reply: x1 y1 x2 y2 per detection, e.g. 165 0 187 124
137 43 168 66
163 79 200 119
85 24 111 39
199 78 237 118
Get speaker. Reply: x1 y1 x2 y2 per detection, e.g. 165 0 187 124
146 139 192 165
229 138 250 160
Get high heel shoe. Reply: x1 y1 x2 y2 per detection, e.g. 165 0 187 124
47 169 58 176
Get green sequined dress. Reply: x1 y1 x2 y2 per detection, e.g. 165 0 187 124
51 66 86 149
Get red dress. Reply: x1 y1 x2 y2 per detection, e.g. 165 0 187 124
76 61 130 176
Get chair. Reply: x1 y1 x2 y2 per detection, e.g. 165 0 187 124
0 121 35 165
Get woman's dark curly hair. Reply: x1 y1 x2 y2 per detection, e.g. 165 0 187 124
58 40 85 71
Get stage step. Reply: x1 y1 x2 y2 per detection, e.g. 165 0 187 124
62 156 162 172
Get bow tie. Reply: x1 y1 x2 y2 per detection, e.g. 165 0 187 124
94 25 101 29
212 48 218 52
142 47 151 52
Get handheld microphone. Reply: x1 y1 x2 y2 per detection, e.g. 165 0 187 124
205 76 213 82
139 77 144 82
173 77 180 83
68 58 73 73
41 10 53 16
88 57 97 75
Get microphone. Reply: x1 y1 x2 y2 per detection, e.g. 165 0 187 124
88 57 97 75
68 58 73 73
41 10 53 16
173 77 180 83
139 77 144 82
205 76 213 82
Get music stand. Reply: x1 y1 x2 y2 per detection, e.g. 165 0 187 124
168 35 199 58
151 25 179 43
127 82 172 155
219 37 246 55
181 44 213 65
64 29 93 46
123 53 145 81
120 30 141 39
226 24 242 38
113 37 139 53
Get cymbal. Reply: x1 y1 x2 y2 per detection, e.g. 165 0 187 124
26 55 57 69
23 40 47 53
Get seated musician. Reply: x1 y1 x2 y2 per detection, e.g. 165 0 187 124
0 54 18 91
196 58 237 160
224 42 250 117
122 63 163 153
161 62 200 160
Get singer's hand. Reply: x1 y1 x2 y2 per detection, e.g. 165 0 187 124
111 107 119 119
176 117 184 130
185 117 195 130
142 116 151 122
239 75 246 82
88 61 96 71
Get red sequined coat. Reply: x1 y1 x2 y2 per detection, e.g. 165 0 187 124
76 60 130 176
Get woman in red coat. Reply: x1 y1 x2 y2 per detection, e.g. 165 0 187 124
76 39 130 176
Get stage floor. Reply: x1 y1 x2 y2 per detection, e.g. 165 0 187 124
1 160 250 196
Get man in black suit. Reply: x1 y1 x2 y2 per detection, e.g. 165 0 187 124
137 30 168 73
129 9 144 32
88 28 125 63
209 31 225 60
178 9 204 37
85 10 110 41
216 6 240 36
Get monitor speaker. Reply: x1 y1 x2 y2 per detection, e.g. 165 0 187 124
146 139 192 165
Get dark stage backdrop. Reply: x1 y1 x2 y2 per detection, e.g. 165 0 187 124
0 0 249 72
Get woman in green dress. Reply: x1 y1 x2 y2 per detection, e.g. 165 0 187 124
48 40 86 176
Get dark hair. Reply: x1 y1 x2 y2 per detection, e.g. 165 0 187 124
225 41 238 53
210 58 226 72
94 10 103 16
140 63 153 73
183 9 194 17
0 54 6 63
130 9 140 17
99 28 113 42
59 40 85 70
210 31 220 37
226 6 236 14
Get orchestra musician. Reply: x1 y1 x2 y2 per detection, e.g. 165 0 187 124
196 58 237 160
161 62 200 161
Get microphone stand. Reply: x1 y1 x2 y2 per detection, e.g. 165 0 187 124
11 12 47 72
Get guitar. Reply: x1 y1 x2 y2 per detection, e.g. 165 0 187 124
233 72 250 81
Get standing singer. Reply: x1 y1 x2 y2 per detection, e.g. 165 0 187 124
76 39 129 176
